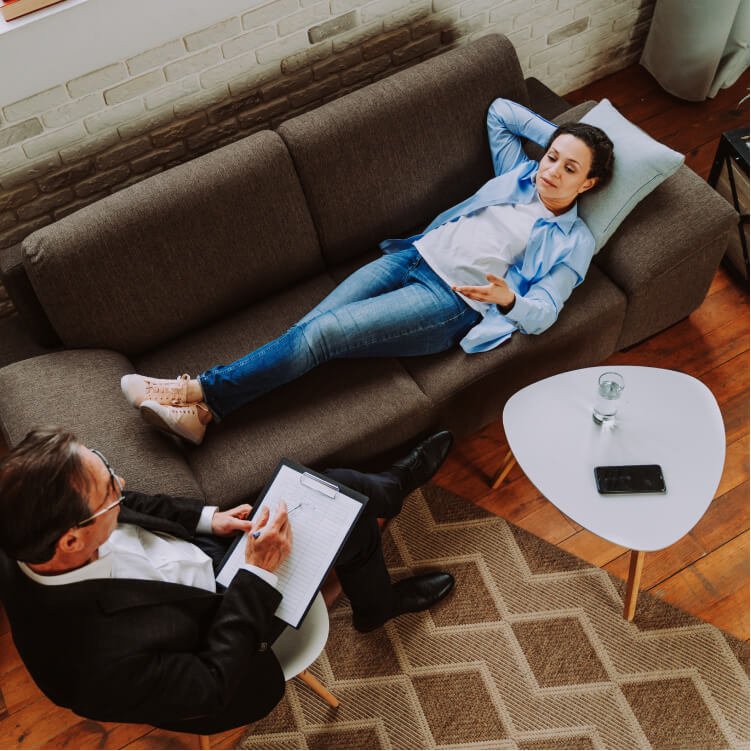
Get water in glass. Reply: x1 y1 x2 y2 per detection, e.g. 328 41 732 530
593 372 624 424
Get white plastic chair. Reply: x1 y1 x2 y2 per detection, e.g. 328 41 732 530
272 591 339 707
199 592 338 748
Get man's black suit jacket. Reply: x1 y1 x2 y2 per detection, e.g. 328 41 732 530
0 491 286 734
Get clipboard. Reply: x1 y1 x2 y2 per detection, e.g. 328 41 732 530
215 458 368 628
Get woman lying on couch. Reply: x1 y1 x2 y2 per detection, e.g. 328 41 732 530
121 98 614 445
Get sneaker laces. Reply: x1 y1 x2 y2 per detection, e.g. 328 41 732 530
170 402 210 422
145 374 190 405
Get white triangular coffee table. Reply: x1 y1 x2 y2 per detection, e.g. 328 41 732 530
493 366 726 620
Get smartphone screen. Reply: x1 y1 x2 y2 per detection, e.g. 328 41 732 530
594 465 666 494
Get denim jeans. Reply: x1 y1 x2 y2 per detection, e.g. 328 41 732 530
199 247 481 419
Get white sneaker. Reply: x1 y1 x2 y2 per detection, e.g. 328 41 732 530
121 373 191 408
139 400 210 445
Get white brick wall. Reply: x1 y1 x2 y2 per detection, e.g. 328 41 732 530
0 0 655 242
222 27 277 58
277 2 330 36
23 123 87 159
67 64 128 98
84 99 146 135
165 48 223 82
256 30 311 63
185 18 244 52
242 0 299 29
3 86 68 123
126 41 187 76
200 51 264 88
145 78 202 111
104 71 166 106
174 85 231 116
42 93 104 129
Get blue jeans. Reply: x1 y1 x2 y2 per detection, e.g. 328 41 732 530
199 247 481 419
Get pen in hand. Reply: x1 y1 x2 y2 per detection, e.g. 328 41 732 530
252 502 302 539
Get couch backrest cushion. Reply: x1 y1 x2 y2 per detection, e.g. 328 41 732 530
277 34 529 266
22 131 323 355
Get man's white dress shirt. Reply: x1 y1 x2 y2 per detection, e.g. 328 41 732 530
19 505 278 590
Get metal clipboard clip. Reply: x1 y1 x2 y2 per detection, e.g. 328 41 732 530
299 472 338 498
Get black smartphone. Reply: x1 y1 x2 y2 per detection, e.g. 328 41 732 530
594 464 666 495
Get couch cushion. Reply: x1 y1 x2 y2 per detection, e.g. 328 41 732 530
0 350 202 498
23 130 323 356
399 265 627 434
527 99 686 252
552 102 735 347
278 33 529 266
579 99 685 251
134 274 435 506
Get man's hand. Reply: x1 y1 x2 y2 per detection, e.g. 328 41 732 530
453 273 515 308
244 501 292 573
210 504 253 536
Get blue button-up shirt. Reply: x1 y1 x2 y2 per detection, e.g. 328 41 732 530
380 98 595 353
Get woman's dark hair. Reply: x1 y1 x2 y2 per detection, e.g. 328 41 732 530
0 428 91 563
546 122 615 189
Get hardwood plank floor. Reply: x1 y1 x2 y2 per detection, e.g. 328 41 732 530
0 61 748 749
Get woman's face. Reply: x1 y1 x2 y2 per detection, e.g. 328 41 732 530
535 134 597 208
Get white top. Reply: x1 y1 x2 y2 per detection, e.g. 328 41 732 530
502 366 726 551
414 195 553 311
18 505 278 590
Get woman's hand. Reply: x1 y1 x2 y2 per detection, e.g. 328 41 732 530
210 504 253 536
453 274 516 308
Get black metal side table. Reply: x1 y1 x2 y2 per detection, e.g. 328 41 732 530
708 126 749 284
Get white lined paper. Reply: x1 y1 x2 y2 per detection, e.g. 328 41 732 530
216 464 362 627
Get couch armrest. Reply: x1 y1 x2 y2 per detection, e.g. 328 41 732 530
593 165 738 348
0 349 203 498
523 99 596 161
525 77 571 120
0 243 60 347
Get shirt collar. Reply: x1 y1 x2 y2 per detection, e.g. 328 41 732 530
525 169 580 234
18 549 112 586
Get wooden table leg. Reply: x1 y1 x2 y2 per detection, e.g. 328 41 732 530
491 450 517 489
623 550 645 621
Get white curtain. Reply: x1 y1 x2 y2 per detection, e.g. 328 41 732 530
640 0 750 101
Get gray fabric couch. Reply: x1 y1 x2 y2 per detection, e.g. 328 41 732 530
0 35 737 506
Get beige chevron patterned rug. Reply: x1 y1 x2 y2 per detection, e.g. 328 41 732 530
239 485 750 750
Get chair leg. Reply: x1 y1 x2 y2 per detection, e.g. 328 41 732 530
491 450 516 489
296 669 340 708
198 734 211 749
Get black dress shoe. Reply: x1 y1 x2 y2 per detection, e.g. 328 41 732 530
390 430 453 497
352 572 455 633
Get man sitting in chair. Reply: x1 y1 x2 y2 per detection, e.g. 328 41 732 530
0 427 454 734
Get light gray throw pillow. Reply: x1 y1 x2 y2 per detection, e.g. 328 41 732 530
577 98 685 251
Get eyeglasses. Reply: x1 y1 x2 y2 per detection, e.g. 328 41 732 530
75 449 125 528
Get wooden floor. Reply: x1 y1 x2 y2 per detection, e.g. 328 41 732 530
0 62 748 749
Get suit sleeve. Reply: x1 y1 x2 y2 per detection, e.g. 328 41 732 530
121 490 204 535
486 98 556 177
90 570 284 726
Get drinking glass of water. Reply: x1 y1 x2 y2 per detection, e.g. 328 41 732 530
593 371 625 424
